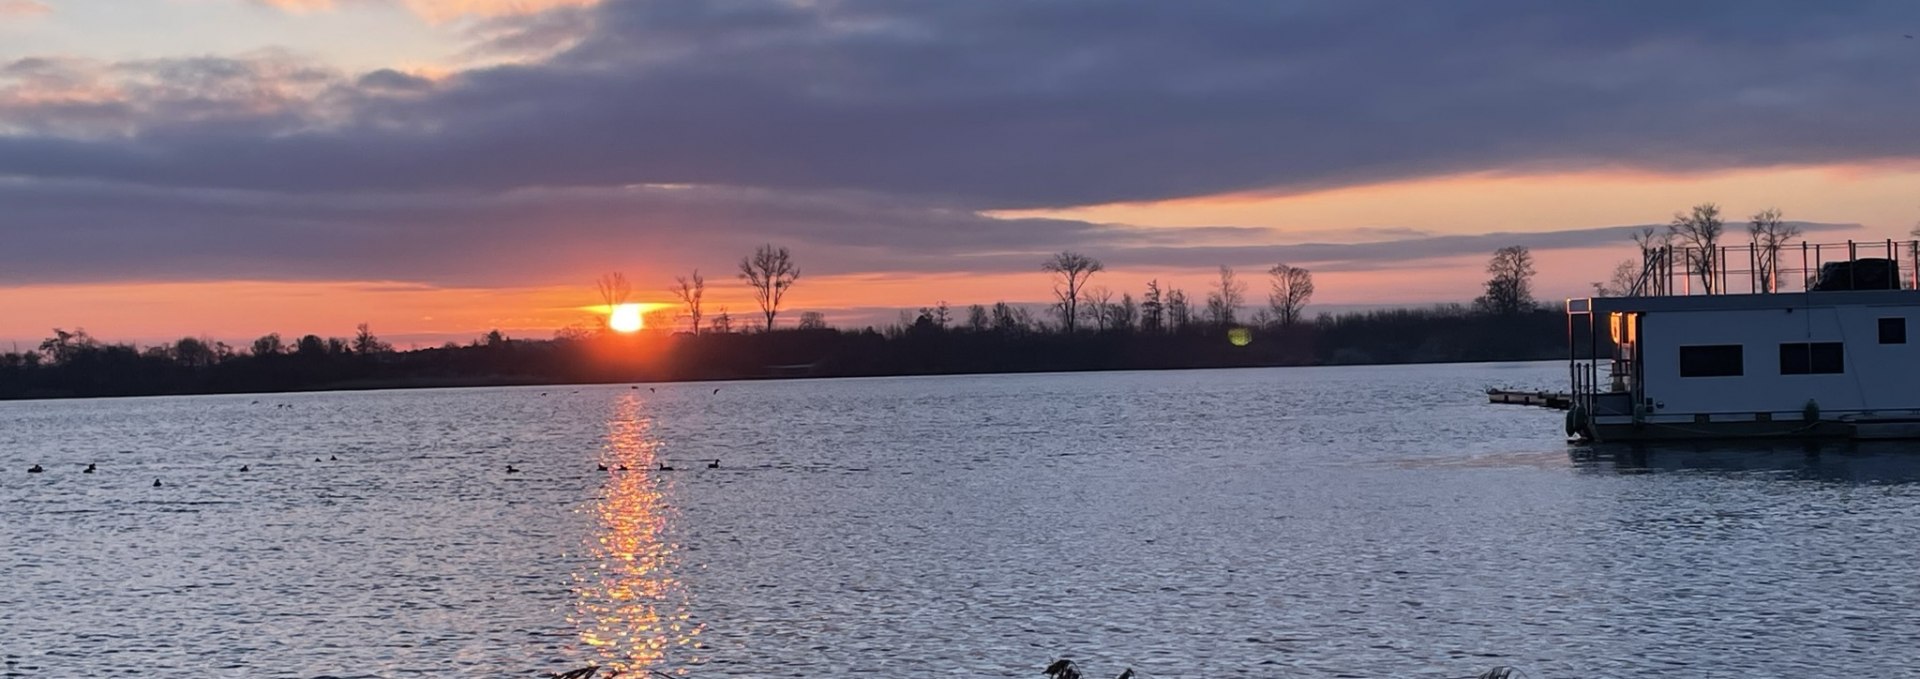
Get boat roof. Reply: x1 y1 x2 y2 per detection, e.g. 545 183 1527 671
1570 289 1920 314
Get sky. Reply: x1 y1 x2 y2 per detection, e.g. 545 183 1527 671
3 0 1919 348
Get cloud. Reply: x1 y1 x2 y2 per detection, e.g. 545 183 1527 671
250 0 597 23
0 0 48 19
0 175 1858 290
5 1 1920 208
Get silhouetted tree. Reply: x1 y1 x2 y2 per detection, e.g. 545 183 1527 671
597 272 631 311
38 328 97 364
1593 260 1639 297
483 329 508 347
1114 293 1137 331
295 334 326 355
712 307 734 334
173 337 216 367
1267 263 1314 326
1747 208 1799 293
1669 203 1725 294
352 323 391 354
1475 246 1536 315
1042 251 1103 333
965 304 990 332
1205 265 1245 325
798 311 829 330
990 301 1029 334
251 333 285 356
1086 286 1115 331
1911 221 1920 281
643 308 678 333
1140 280 1164 333
1166 288 1192 331
671 270 705 334
916 301 951 329
1629 226 1671 296
553 324 596 342
739 244 800 331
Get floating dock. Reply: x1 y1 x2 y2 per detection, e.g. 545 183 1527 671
1487 389 1572 410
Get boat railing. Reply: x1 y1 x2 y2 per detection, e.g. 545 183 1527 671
1622 238 1918 298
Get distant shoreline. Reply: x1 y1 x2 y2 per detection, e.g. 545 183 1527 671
0 354 1563 403
1 307 1576 402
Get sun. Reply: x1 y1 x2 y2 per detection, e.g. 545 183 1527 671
608 303 643 333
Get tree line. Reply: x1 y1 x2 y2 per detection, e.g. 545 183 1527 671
0 240 1566 399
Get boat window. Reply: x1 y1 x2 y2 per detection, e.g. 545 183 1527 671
1779 342 1845 375
1881 318 1907 344
1678 345 1743 377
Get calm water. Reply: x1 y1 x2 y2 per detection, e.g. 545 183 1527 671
5 362 1920 678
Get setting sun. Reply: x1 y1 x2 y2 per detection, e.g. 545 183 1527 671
608 303 644 333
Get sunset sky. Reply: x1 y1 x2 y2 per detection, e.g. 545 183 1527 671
3 1 1918 348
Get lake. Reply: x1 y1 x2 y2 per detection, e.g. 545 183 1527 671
5 362 1920 677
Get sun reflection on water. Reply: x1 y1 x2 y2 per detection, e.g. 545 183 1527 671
570 394 703 673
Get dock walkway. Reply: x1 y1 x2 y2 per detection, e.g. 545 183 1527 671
1487 389 1572 410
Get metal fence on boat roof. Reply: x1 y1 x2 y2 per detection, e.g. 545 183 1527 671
1626 239 1920 297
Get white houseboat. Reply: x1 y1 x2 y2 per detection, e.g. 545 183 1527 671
1561 239 1920 441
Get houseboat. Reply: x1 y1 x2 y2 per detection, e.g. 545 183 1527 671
1559 239 1920 441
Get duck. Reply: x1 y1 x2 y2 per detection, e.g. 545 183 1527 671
506 464 521 474
329 455 338 461
616 465 630 471
240 464 250 472
315 457 323 462
707 459 720 469
152 478 162 487
712 387 720 394
597 463 609 471
27 464 43 473
658 461 675 471
83 463 95 474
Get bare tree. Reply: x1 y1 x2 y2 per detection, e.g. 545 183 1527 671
596 272 631 310
1593 259 1639 297
1266 263 1315 326
1669 203 1726 294
1625 226 1672 296
1745 208 1800 293
738 244 800 331
966 304 990 332
1911 221 1920 280
1205 265 1245 325
1166 288 1191 331
798 311 828 330
990 301 1025 333
1042 251 1104 333
1474 246 1536 315
712 307 733 334
1085 286 1115 331
670 270 706 334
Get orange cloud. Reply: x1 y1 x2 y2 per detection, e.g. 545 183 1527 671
0 0 49 18
251 0 597 23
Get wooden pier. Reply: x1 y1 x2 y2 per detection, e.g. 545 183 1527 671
1487 389 1572 410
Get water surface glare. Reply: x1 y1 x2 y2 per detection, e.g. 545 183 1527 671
5 362 1920 677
